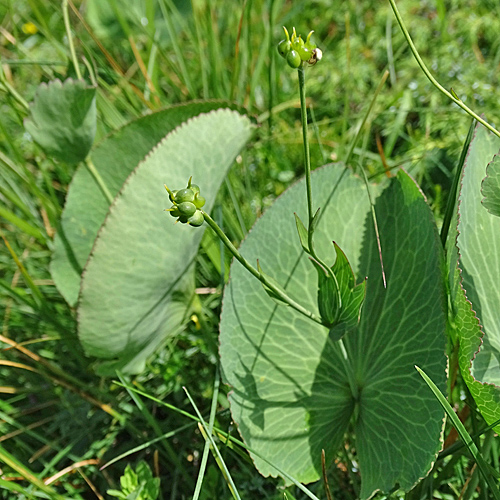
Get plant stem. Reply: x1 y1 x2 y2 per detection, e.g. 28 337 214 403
388 0 500 140
62 0 82 80
297 65 342 312
297 66 313 228
202 210 324 326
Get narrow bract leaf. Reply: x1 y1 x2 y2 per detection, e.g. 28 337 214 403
310 258 338 325
24 79 96 164
294 213 309 253
331 242 355 290
481 154 500 217
329 279 366 342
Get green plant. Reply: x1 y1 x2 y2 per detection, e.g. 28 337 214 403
3 0 500 498
107 461 160 500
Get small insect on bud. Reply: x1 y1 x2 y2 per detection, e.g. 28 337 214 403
308 48 323 66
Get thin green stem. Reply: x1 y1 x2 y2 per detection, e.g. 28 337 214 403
388 0 500 140
62 0 82 80
297 66 313 228
0 68 29 110
85 157 114 205
298 65 342 315
202 210 324 326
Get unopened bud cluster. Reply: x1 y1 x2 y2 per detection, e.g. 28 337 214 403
165 177 205 227
277 27 322 68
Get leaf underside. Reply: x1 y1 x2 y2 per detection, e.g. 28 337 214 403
51 101 245 306
77 109 254 374
220 165 446 498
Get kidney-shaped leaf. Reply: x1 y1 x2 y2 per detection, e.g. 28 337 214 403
51 101 245 306
78 109 254 373
220 165 446 498
450 124 500 427
24 79 96 164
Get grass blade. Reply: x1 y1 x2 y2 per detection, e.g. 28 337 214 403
184 385 242 500
416 365 500 499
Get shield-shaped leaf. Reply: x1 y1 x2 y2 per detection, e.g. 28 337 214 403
220 165 446 497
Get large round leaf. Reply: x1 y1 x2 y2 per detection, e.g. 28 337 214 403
78 109 254 374
449 124 500 428
51 101 243 306
220 165 446 498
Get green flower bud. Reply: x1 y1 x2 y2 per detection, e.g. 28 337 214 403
297 44 311 61
188 210 204 227
305 31 317 51
286 50 301 69
169 205 181 218
278 39 291 58
190 183 201 196
194 194 206 209
277 26 291 58
175 188 195 203
177 201 197 217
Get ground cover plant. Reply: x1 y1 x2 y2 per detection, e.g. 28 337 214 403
2 0 500 498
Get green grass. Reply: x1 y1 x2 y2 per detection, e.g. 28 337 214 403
1 0 500 498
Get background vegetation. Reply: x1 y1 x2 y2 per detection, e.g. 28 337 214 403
1 0 500 498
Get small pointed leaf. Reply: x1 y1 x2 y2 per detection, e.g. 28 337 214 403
294 213 309 253
330 279 366 342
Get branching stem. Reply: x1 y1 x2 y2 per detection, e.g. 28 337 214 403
202 210 324 326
